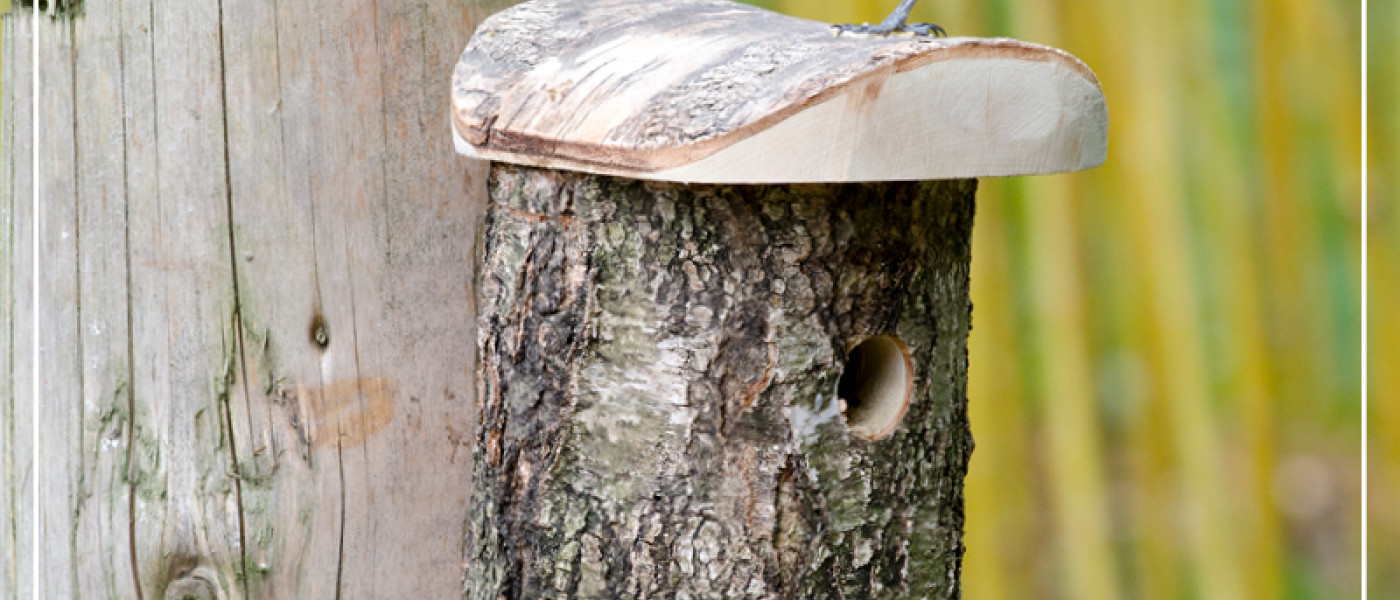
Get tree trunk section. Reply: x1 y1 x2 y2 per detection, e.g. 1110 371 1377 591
469 164 976 599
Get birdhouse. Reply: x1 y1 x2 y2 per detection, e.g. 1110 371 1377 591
451 0 1106 597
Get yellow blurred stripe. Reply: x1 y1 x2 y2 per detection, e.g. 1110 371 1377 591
923 0 980 37
961 7 1027 600
769 0 964 32
770 0 870 26
1118 0 1246 595
965 181 1036 600
1369 0 1400 585
1008 3 1122 598
1190 117 1284 600
1172 0 1284 595
1024 176 1123 600
1051 0 1188 597
1370 183 1400 587
1252 0 1336 424
1187 101 1285 600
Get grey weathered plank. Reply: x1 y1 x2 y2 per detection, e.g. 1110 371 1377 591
3 1 501 596
351 1 481 595
217 0 344 595
113 5 167 598
270 3 385 596
221 0 484 595
0 11 25 597
72 6 141 597
1 15 10 596
35 16 81 600
126 1 246 597
281 4 393 596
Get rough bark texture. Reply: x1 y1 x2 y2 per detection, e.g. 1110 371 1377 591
469 164 976 600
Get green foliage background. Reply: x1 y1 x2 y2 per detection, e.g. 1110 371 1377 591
737 0 1365 598
1367 0 1396 596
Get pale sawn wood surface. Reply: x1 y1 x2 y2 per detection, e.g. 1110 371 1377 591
1 2 499 597
452 0 1108 183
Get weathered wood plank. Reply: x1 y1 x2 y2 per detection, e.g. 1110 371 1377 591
127 0 246 596
222 0 485 595
72 6 141 597
215 0 341 595
1 16 11 597
113 3 167 595
4 1 501 596
352 0 481 595
0 23 6 591
280 4 399 597
0 11 28 597
35 15 82 600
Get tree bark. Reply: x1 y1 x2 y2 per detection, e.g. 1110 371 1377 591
469 164 976 599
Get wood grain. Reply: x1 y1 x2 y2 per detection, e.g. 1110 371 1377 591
225 0 483 596
74 8 142 598
1 11 34 598
133 1 247 596
3 1 501 597
37 15 84 600
451 0 1108 182
0 17 13 592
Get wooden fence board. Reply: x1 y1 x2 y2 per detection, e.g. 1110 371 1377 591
4 2 498 596
113 4 170 596
35 16 81 600
1 15 12 597
216 0 341 596
72 7 141 597
221 0 482 595
4 12 36 599
128 1 247 597
0 12 27 598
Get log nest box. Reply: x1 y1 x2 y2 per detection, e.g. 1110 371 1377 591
451 1 1106 598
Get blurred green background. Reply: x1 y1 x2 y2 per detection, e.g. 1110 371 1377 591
1369 0 1396 597
738 0 1364 598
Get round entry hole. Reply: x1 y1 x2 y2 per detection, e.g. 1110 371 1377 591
838 336 913 440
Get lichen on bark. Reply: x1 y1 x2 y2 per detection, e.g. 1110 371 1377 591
468 164 975 599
